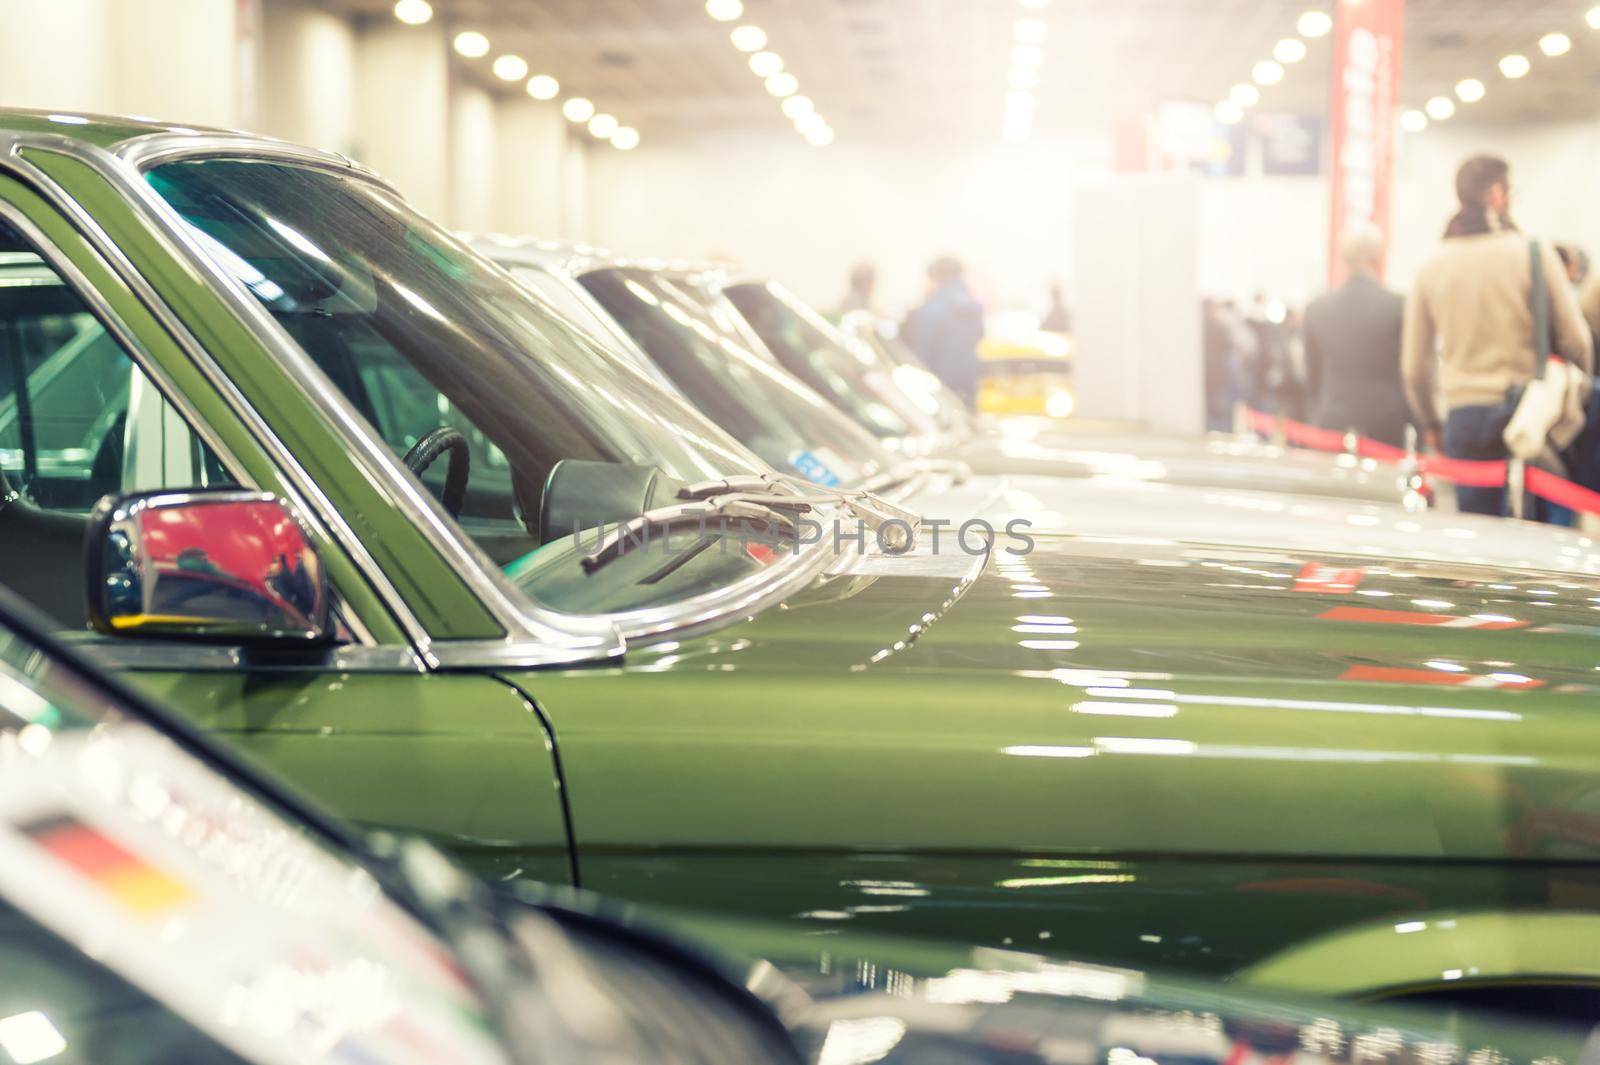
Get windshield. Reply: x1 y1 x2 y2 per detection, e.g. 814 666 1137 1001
576 267 894 488
0 620 510 1065
722 281 914 439
145 159 782 614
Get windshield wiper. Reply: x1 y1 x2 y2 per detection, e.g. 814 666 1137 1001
581 475 921 574
677 474 921 547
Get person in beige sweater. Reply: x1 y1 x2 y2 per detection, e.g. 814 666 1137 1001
1402 155 1593 518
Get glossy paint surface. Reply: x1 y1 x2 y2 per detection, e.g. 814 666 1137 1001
522 530 1600 990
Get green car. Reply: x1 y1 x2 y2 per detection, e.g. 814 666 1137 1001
7 111 1600 1018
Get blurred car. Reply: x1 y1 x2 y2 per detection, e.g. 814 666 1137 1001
1 586 1590 1064
8 112 1600 1013
974 326 1077 420
472 239 1583 576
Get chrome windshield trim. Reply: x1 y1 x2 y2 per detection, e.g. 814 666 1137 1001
115 131 392 190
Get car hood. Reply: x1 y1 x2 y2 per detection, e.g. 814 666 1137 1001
907 473 1600 576
585 528 1600 863
957 429 1414 503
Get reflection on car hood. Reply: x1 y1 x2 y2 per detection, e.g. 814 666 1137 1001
525 887 1592 1065
958 430 1415 504
911 473 1600 576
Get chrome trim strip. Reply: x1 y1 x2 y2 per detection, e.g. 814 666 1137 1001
62 634 425 674
0 132 409 653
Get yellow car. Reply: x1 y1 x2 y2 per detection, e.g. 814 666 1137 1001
977 330 1075 418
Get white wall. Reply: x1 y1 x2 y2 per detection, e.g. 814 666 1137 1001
584 132 1097 317
257 1 356 154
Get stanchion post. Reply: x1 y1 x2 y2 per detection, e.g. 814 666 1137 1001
1506 458 1525 520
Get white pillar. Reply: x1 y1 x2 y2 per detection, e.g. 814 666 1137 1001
493 98 570 238
107 0 241 128
353 21 450 217
0 0 115 113
256 1 356 154
449 86 497 233
1071 177 1203 433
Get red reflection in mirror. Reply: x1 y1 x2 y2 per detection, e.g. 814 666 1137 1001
134 500 324 631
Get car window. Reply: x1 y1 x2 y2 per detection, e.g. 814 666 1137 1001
144 159 782 613
0 222 235 627
723 281 913 439
578 268 892 488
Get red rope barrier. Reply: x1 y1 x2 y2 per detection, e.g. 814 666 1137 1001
1242 406 1600 516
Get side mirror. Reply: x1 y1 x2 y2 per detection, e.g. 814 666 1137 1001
537 460 682 544
86 490 334 646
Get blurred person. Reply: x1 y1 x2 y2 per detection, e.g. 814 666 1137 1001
902 256 984 407
1303 226 1409 447
1557 244 1589 287
835 261 877 318
1041 280 1071 333
1402 154 1592 519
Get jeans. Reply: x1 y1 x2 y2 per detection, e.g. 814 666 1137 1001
1443 403 1573 524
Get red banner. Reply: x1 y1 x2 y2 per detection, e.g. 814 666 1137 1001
1327 0 1405 286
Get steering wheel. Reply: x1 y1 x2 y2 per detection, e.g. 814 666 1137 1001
402 427 470 520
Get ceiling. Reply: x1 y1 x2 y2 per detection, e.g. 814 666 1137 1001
321 0 1600 144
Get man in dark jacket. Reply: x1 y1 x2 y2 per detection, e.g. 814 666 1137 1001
902 257 984 408
1304 227 1412 447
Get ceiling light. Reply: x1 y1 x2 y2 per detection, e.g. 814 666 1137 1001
1540 32 1572 56
526 74 560 100
1425 95 1455 120
1297 10 1332 38
1455 78 1485 103
1400 109 1429 133
1020 0 1050 6
1006 90 1036 111
1230 83 1260 107
1215 100 1244 125
1274 38 1308 63
492 55 528 81
806 125 836 147
749 51 784 77
1499 53 1531 78
705 0 743 21
453 31 490 58
782 94 815 119
588 113 619 138
730 24 767 52
765 72 799 96
392 0 432 25
562 97 595 122
1252 59 1285 86
1012 44 1043 66
610 126 640 150
796 110 827 133
1009 66 1040 89
1014 18 1048 44
1589 5 1600 29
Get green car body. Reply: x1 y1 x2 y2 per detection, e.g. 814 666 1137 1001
3 111 1600 1016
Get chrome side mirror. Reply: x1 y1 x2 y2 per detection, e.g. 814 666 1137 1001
86 490 333 645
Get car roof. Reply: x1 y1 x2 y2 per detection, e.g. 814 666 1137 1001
0 107 244 149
